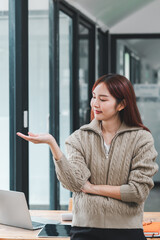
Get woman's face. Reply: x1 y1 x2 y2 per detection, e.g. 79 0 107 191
90 82 122 122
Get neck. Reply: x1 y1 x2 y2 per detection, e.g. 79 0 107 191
101 118 122 135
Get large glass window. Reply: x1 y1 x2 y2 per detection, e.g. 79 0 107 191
78 24 89 126
29 0 49 209
59 11 73 209
116 38 160 183
116 38 160 211
0 0 9 190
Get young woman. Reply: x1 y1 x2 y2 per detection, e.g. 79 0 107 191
17 74 159 240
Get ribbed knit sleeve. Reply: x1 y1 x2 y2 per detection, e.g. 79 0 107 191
120 130 159 204
53 131 91 192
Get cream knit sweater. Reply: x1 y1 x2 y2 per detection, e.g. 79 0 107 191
54 119 159 229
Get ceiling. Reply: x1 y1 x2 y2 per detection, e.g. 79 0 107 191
66 0 160 71
66 0 154 30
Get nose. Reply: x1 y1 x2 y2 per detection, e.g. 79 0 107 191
91 98 99 108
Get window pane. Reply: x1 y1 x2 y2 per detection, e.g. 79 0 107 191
79 24 89 126
29 0 49 209
59 11 72 209
0 1 9 190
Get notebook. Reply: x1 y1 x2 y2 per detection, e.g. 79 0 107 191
38 224 71 238
0 190 59 230
143 222 160 238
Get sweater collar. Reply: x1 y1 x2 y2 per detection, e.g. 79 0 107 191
80 119 142 136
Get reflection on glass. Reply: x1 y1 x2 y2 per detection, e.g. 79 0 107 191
0 0 9 190
116 39 160 184
130 55 140 84
59 11 72 209
79 24 89 126
116 40 124 75
29 1 49 209
124 52 130 80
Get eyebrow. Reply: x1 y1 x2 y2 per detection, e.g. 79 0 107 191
92 92 109 97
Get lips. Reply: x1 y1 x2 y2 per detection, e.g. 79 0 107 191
94 110 102 114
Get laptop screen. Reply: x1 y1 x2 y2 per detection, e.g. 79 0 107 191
0 190 33 229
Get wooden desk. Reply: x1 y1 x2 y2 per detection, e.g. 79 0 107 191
0 211 159 240
0 210 71 240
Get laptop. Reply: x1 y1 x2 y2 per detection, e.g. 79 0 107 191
0 190 48 230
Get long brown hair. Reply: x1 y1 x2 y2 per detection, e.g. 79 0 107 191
91 73 150 132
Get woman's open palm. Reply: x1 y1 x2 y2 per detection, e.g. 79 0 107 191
16 132 54 145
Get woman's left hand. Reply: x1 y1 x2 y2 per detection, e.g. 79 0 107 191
81 181 94 194
82 181 122 200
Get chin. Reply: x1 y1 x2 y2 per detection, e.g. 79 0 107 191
94 115 103 121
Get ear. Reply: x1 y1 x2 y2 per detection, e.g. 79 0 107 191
117 99 126 112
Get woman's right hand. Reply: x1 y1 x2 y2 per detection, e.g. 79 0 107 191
17 131 63 160
16 132 55 146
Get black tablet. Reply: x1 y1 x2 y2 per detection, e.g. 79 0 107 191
38 224 71 238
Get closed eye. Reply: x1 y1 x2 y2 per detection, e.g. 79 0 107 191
92 96 107 102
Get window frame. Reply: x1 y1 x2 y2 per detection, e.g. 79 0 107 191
9 0 29 203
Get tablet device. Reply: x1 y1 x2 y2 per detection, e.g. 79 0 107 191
38 224 71 238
